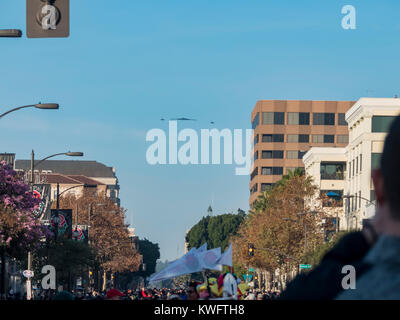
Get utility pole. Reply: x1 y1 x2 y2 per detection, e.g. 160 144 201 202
27 151 34 300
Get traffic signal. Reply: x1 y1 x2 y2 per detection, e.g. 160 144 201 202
27 0 70 38
248 243 255 257
89 271 93 277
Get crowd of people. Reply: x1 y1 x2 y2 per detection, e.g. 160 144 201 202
5 287 280 301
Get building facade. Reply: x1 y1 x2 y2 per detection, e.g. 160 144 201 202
303 147 347 231
250 100 355 207
0 153 15 166
14 160 120 206
344 98 400 230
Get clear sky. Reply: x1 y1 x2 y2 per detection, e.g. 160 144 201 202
2 0 400 260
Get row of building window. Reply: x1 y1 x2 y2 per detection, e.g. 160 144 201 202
254 134 349 145
250 183 275 194
254 150 307 160
348 154 364 179
347 191 363 213
252 112 347 128
250 166 304 180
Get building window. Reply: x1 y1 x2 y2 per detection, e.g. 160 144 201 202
273 134 284 142
355 193 357 210
338 113 347 126
287 151 298 159
262 151 272 159
262 134 284 143
254 134 259 146
288 112 310 125
371 153 381 170
337 135 349 144
360 154 362 172
287 135 298 143
313 113 335 125
372 116 396 133
299 113 310 125
273 167 283 175
352 159 355 177
359 191 361 208
320 162 345 180
261 150 284 159
298 151 306 159
274 112 284 125
348 162 351 180
261 183 274 192
261 167 272 175
356 157 358 174
254 151 258 161
324 135 335 143
288 112 299 125
262 134 272 142
262 167 283 175
252 113 259 129
312 135 324 143
251 167 258 180
262 112 285 125
250 184 258 194
289 134 309 143
262 112 274 125
299 135 309 143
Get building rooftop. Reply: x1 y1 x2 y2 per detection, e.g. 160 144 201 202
37 173 104 185
15 160 116 178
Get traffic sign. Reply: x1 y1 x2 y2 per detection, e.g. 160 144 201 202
27 0 70 38
299 264 312 269
23 270 34 278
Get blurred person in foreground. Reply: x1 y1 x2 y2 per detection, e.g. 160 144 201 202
336 114 400 299
280 114 400 300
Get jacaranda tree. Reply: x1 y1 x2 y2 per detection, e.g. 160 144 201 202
0 161 51 298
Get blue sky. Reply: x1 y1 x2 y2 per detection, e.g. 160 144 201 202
2 0 400 260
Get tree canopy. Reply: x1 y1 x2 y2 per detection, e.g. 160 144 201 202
186 209 246 251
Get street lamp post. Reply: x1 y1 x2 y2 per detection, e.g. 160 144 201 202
0 103 59 119
0 29 22 37
27 150 83 298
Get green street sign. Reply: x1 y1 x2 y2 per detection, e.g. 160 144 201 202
299 264 312 269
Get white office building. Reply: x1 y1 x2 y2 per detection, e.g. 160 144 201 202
303 147 347 232
344 98 400 230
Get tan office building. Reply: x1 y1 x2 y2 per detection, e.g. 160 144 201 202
249 100 355 207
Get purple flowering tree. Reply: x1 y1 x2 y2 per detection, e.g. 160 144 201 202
0 161 51 298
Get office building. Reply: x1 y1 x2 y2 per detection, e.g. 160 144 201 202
250 100 355 207
344 98 400 229
303 147 347 232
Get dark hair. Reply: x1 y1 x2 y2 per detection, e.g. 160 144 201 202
380 114 400 217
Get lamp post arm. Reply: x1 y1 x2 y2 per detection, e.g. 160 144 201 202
34 153 69 169
0 105 35 119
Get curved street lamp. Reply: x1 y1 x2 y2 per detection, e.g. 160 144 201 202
0 103 59 119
